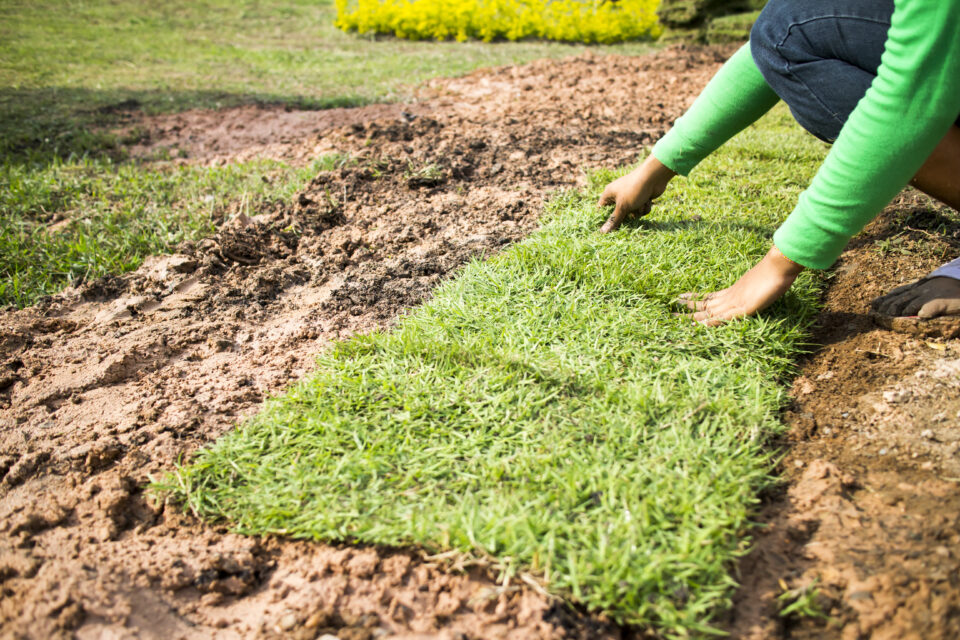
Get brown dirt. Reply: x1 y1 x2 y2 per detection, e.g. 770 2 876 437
0 46 727 640
116 103 435 165
2 44 959 640
727 192 960 640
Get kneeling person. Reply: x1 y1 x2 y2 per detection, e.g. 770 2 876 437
599 0 960 326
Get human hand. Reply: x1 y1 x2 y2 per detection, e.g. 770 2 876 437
597 155 677 233
676 246 805 326
870 276 960 318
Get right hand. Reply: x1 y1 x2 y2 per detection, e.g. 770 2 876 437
597 155 677 233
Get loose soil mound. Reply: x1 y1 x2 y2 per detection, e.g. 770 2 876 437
118 103 434 165
1 45 958 640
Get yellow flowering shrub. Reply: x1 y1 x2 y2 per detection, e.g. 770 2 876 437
335 0 661 43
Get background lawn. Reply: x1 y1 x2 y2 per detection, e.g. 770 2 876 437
0 0 657 307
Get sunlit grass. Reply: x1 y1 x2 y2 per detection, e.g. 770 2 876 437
164 107 829 636
0 155 345 307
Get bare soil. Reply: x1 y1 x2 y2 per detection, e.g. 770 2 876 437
2 46 958 640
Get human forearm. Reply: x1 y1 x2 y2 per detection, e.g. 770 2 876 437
773 0 960 270
652 44 780 176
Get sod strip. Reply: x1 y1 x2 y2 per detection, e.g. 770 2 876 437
168 107 826 636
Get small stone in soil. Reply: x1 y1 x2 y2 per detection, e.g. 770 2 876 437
278 611 298 631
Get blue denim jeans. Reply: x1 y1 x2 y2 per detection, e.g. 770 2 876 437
750 0 960 143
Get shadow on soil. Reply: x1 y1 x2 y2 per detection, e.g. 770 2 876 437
726 196 960 640
0 86 370 162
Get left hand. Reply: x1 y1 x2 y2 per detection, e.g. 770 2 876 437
597 155 676 233
676 246 805 326
871 276 960 318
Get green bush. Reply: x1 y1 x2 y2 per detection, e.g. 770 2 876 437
334 0 662 43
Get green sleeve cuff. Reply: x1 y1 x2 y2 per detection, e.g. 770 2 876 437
772 208 843 271
651 124 698 176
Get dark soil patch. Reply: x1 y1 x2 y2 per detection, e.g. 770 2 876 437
115 102 435 165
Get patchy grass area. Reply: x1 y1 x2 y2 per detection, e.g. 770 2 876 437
167 108 828 635
0 0 657 158
0 155 344 307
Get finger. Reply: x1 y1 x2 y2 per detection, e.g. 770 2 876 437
672 311 705 323
677 291 721 311
673 311 704 325
600 203 625 234
917 298 949 319
876 291 916 316
872 281 925 313
883 281 920 299
597 189 615 208
691 310 726 327
676 291 714 302
600 214 618 233
939 299 960 316
901 294 928 317
622 201 652 224
675 294 707 311
673 309 726 327
915 294 960 319
869 293 891 311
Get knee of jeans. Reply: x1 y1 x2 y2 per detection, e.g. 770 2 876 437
750 0 795 75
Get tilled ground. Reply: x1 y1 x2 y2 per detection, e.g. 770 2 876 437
1 47 725 640
1 45 959 640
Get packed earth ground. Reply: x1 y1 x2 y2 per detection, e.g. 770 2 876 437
2 3 960 639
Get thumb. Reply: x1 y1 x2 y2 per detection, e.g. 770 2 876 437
918 298 960 319
597 188 615 208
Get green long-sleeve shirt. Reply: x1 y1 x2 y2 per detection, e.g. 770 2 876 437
651 0 960 270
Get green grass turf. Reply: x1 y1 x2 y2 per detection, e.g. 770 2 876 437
0 0 657 308
0 155 344 307
165 106 829 636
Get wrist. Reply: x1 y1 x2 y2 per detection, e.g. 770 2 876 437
929 257 960 281
641 154 677 180
635 155 677 194
767 245 805 277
